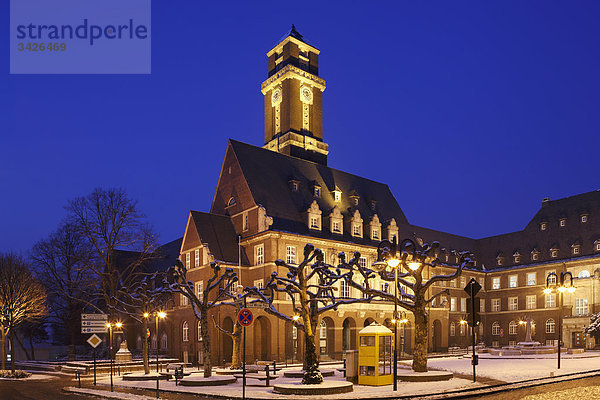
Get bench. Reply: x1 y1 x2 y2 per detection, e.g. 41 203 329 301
235 365 279 386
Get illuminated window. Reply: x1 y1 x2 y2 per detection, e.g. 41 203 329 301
559 218 566 227
450 322 455 336
545 293 556 308
194 249 199 267
526 295 536 310
492 277 500 290
254 279 264 290
186 253 190 268
255 245 264 265
353 224 361 237
581 215 588 223
460 276 466 287
182 321 189 342
286 246 296 264
491 299 500 312
573 245 580 255
197 321 202 341
332 221 341 233
551 249 558 258
540 222 547 231
310 217 319 229
546 319 555 334
181 293 188 306
509 275 518 288
460 298 466 312
509 321 518 335
195 281 203 302
575 298 589 316
527 272 536 286
450 297 456 311
508 297 518 311
579 270 590 278
372 229 379 240
359 257 367 268
341 280 350 298
492 322 501 336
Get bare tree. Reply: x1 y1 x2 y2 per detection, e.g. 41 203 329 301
30 222 94 360
116 272 172 374
346 238 473 372
248 244 373 384
169 260 238 377
65 188 158 320
0 253 47 371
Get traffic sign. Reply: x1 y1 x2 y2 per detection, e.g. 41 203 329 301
82 314 108 321
81 321 109 327
87 334 102 348
238 308 254 327
82 327 108 334
464 278 482 297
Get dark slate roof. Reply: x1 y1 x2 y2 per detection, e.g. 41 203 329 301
147 237 183 272
190 210 249 265
476 190 600 270
229 140 480 256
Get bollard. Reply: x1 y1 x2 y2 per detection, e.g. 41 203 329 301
265 365 270 387
343 359 347 378
76 370 81 388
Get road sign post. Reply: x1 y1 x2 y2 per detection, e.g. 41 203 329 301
87 334 102 385
464 278 481 383
239 302 251 400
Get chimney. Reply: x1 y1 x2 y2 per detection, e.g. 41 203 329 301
542 197 550 207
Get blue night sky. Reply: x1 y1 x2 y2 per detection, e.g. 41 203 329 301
2 1 600 253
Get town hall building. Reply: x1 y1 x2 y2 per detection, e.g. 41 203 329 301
153 26 600 366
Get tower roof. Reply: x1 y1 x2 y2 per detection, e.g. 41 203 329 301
269 25 319 55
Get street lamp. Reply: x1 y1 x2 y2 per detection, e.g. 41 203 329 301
155 311 167 399
106 321 122 392
374 237 420 391
544 271 575 369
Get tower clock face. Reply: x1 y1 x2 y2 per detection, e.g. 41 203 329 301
271 87 282 106
300 85 313 104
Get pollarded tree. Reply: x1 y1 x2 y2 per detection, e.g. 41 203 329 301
116 272 173 374
344 238 473 372
169 260 238 377
584 313 600 343
0 253 48 371
248 243 374 384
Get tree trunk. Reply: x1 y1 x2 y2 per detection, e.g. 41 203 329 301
412 302 428 372
29 335 35 361
14 332 32 361
1 326 5 370
142 318 149 374
9 330 15 373
201 314 212 378
230 322 242 369
301 313 322 384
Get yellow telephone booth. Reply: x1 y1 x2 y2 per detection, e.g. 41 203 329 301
358 322 394 386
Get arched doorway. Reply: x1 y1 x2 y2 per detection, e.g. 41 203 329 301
364 317 375 327
222 317 233 365
342 318 357 351
432 320 442 352
254 316 271 361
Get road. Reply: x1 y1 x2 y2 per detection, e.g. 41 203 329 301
0 372 599 400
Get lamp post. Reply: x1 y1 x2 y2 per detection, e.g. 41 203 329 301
544 271 575 369
374 237 419 391
459 318 467 348
155 311 166 399
106 321 122 392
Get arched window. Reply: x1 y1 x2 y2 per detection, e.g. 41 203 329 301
319 320 327 354
450 322 455 336
136 335 142 350
546 319 555 334
227 197 236 207
509 321 518 335
492 322 501 336
160 333 168 350
197 321 202 341
182 321 189 342
151 334 157 350
460 322 466 336
578 270 591 279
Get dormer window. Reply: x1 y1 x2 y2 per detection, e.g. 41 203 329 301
595 240 600 252
332 221 341 233
540 222 547 231
581 214 588 223
572 245 581 255
291 182 298 191
372 229 379 240
559 218 566 227
353 197 359 206
328 206 343 235
333 190 341 202
531 250 540 261
351 209 363 238
306 200 322 231
313 185 321 197
550 249 558 258
368 200 377 211
227 197 236 207
496 255 504 266
513 253 521 264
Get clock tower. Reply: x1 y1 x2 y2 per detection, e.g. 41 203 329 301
261 26 329 165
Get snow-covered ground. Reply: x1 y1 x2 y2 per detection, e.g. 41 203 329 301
424 354 600 382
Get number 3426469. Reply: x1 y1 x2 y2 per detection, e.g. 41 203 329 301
17 42 66 51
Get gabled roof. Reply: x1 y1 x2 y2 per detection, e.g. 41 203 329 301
189 210 249 265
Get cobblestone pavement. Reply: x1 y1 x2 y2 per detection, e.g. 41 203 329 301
477 375 600 400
